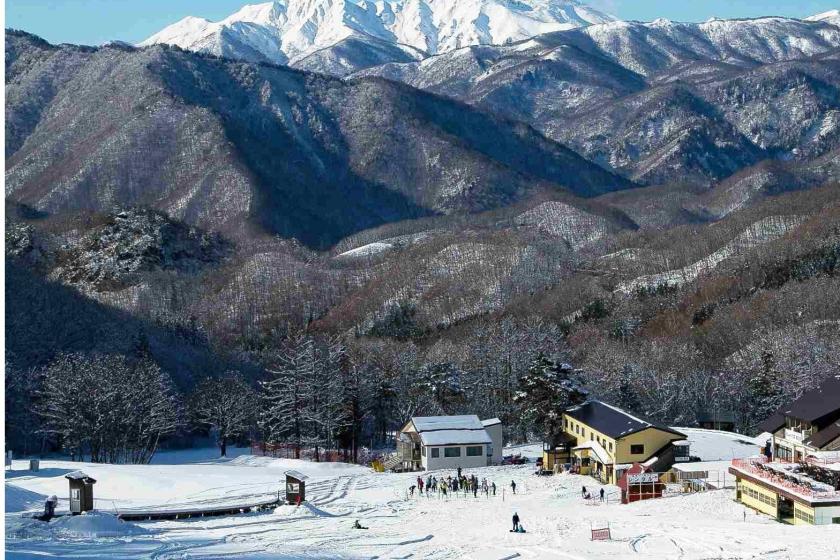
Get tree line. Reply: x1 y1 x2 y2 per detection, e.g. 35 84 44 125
6 321 597 464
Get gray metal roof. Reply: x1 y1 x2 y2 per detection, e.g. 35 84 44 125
412 415 484 431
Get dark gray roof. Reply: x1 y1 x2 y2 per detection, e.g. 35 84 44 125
758 412 785 433
806 421 840 449
782 376 840 425
565 400 685 440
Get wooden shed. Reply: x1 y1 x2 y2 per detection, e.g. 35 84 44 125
65 471 97 514
617 463 664 504
285 470 308 505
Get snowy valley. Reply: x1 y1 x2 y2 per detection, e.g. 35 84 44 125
6 1 840 558
7 432 839 560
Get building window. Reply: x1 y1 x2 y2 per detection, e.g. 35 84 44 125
422 446 426 457
794 508 814 524
575 425 579 435
444 447 461 458
431 448 439 458
466 446 483 457
630 444 645 455
487 446 493 457
608 442 613 452
833 517 840 524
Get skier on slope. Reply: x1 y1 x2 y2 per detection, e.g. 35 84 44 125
512 512 520 532
510 480 517 494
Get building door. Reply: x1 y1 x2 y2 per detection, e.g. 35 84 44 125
778 496 795 523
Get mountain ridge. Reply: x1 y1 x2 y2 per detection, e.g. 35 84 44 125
139 0 615 71
5 30 631 249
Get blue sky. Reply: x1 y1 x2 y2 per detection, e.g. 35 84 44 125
5 0 839 46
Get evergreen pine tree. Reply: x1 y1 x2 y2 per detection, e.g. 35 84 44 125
514 353 588 441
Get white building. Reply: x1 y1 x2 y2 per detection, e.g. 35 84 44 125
482 418 503 465
397 415 502 471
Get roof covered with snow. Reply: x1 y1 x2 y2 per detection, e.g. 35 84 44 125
481 418 502 427
411 415 484 432
409 415 493 445
572 440 611 464
565 400 685 440
419 429 492 446
65 471 96 483
284 470 309 481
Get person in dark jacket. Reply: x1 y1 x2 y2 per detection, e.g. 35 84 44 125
511 480 517 494
581 485 587 498
512 512 520 532
492 481 497 496
457 466 462 479
599 488 605 502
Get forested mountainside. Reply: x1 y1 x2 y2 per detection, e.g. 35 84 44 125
5 30 629 249
358 17 840 186
5 22 840 459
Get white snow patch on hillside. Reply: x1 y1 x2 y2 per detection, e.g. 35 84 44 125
337 241 394 258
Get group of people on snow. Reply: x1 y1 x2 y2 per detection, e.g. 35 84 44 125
409 471 505 499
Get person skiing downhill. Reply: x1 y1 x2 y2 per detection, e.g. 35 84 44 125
511 480 517 494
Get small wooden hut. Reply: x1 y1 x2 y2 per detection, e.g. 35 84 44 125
65 471 97 514
285 470 308 505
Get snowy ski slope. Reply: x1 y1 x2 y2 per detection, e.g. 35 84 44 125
5 435 839 559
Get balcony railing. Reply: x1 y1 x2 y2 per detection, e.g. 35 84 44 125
783 428 808 443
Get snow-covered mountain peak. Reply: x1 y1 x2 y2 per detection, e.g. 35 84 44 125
140 0 615 65
806 9 840 26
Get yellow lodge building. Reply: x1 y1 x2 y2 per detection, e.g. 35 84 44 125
542 400 688 485
730 376 840 525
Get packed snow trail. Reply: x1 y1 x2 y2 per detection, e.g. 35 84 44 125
6 442 840 559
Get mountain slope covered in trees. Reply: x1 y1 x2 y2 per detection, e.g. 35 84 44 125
5 20 840 462
358 16 840 186
6 30 631 249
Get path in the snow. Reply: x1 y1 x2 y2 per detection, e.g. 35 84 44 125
6 453 840 559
